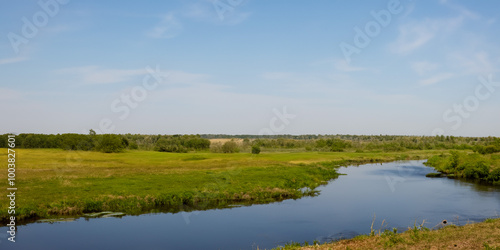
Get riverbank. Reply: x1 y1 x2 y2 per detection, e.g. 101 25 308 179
0 149 444 223
278 218 500 249
425 151 500 185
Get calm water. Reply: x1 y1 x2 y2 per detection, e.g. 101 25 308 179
2 160 500 249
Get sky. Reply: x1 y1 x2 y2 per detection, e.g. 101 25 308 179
1 0 499 136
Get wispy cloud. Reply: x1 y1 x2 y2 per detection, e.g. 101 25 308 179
0 56 27 65
449 51 497 75
56 66 212 86
146 12 183 39
391 16 464 55
56 66 149 84
392 1 482 56
419 73 454 86
440 0 480 19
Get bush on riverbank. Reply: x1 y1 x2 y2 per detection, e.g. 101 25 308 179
425 151 500 185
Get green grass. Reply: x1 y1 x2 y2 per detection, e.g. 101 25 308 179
425 151 500 185
0 149 448 222
287 218 500 250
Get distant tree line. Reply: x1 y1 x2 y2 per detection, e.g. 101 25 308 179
1 133 499 154
154 135 210 153
0 132 210 153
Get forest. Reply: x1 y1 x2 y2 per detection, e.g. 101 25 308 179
1 132 499 154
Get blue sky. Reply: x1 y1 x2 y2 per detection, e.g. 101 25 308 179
1 0 499 136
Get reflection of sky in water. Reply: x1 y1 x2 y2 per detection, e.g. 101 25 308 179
3 160 499 250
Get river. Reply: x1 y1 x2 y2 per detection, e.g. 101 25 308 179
2 160 499 249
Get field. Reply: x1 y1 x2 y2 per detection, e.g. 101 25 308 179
0 148 444 222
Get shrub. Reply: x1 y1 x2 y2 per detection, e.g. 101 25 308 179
447 151 460 170
155 138 188 153
474 145 500 155
83 200 103 213
95 134 126 153
60 134 94 151
222 141 239 153
251 145 261 154
487 168 500 183
128 141 139 150
462 161 489 179
154 135 209 153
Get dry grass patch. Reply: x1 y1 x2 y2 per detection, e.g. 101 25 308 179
296 219 500 250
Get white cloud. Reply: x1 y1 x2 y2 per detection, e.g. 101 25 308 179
391 16 464 55
146 12 183 39
419 73 454 86
0 56 27 65
440 0 479 19
56 66 148 84
55 66 216 87
449 51 497 75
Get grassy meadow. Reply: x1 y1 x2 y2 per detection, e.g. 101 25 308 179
0 148 444 222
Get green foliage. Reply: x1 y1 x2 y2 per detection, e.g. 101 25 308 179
448 151 460 170
222 141 239 153
251 145 261 154
155 138 188 153
409 220 429 241
425 173 442 177
474 143 500 155
382 228 405 247
463 161 489 179
154 135 210 153
315 138 351 152
95 134 126 153
484 218 496 223
83 200 104 213
3 133 500 156
128 141 139 150
486 168 500 184
60 134 94 151
484 242 500 250
425 152 499 185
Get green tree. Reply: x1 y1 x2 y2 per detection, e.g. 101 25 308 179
222 141 239 153
251 145 261 154
95 134 126 153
